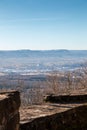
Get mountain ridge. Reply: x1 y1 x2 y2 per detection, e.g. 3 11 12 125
0 49 87 73
0 49 87 58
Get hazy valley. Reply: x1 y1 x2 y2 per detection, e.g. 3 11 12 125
0 49 87 105
0 49 87 75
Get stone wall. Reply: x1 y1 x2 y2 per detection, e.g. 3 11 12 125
0 91 20 130
1 91 87 130
45 94 87 103
20 105 87 130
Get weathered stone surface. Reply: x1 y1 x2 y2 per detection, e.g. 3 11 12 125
0 91 20 130
45 94 87 103
20 94 87 130
20 104 87 130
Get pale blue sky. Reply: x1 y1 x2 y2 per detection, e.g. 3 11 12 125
0 0 87 50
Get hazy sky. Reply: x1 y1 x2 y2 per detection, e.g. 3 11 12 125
0 0 87 50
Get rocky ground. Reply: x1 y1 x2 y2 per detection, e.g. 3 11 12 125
20 103 83 124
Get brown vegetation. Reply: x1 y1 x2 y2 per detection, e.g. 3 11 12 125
0 67 87 106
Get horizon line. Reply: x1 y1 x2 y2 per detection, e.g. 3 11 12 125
0 49 87 51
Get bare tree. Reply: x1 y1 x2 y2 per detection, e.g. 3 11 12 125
64 71 73 95
46 71 61 95
78 67 87 93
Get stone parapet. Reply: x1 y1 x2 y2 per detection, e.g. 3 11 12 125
20 105 87 130
0 91 20 130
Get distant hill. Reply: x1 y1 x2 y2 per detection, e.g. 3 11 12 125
0 49 87 58
0 50 87 73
